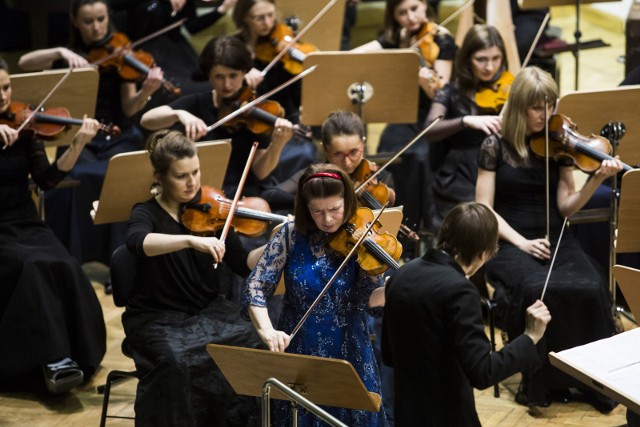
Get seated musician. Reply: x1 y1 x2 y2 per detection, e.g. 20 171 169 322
0 58 106 394
424 24 507 229
18 0 166 266
140 35 294 198
476 66 623 410
242 163 386 426
123 130 265 425
353 0 457 236
382 202 551 426
261 110 396 213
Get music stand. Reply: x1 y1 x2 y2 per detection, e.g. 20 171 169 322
613 265 640 321
9 68 99 147
276 0 346 51
615 169 640 254
93 140 231 225
206 344 381 424
300 51 420 128
518 0 619 90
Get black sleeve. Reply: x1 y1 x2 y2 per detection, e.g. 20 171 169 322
222 228 251 278
435 32 457 61
447 281 540 389
126 202 155 256
425 85 465 142
27 137 67 190
260 168 302 212
478 134 501 172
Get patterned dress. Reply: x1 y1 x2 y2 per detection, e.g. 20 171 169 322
243 222 384 426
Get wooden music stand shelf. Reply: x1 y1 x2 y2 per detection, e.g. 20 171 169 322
207 344 381 413
276 0 346 51
93 140 231 225
300 50 420 126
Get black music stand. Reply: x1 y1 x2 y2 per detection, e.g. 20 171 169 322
519 0 619 90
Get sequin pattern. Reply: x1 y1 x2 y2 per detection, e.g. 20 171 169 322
243 222 384 426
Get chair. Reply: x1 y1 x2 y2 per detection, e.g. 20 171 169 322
98 245 139 427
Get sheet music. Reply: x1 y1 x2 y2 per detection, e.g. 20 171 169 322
555 328 640 399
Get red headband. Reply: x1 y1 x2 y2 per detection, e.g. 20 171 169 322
304 172 343 183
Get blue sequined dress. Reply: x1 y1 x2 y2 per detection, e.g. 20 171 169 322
243 222 384 426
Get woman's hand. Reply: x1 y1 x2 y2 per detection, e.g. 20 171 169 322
177 110 208 141
170 0 187 14
517 237 550 260
142 66 164 95
595 156 624 180
271 118 293 145
73 115 101 147
58 47 89 68
462 115 502 135
418 66 440 99
257 326 291 352
244 68 264 89
0 124 19 148
189 236 226 262
524 299 551 345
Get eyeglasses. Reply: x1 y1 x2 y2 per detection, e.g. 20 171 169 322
327 146 363 162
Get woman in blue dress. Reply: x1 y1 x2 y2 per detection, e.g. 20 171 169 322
243 163 385 426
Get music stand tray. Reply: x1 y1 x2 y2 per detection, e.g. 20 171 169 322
10 68 99 147
300 50 420 126
206 344 381 412
93 140 231 224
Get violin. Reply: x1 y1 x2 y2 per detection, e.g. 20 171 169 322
475 69 514 114
218 87 311 139
328 207 402 275
413 22 441 66
87 32 181 96
0 101 120 140
351 160 419 241
181 185 288 238
254 23 317 75
530 114 632 173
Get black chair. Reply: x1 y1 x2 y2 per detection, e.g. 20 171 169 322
98 245 139 427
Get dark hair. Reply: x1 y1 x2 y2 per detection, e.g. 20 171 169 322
294 164 357 235
454 24 507 96
232 0 275 41
69 0 112 49
199 36 253 76
320 110 365 149
437 202 498 266
146 130 197 176
382 0 428 46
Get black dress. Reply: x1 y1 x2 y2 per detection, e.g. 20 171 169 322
122 197 263 426
376 30 457 235
0 135 106 382
478 134 615 401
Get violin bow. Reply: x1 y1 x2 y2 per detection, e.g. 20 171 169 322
540 217 568 301
409 0 475 50
90 18 187 68
355 115 441 193
213 141 259 269
544 95 551 241
498 13 550 119
289 203 389 341
206 65 317 132
260 0 338 77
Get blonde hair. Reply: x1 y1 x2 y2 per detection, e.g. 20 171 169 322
502 66 558 158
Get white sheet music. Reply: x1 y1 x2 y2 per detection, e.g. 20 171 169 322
551 328 640 407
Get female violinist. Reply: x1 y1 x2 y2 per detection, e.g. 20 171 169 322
425 24 507 229
141 35 295 198
476 66 623 410
353 0 457 237
262 110 396 213
243 163 386 426
124 129 265 425
0 58 106 394
17 0 165 266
